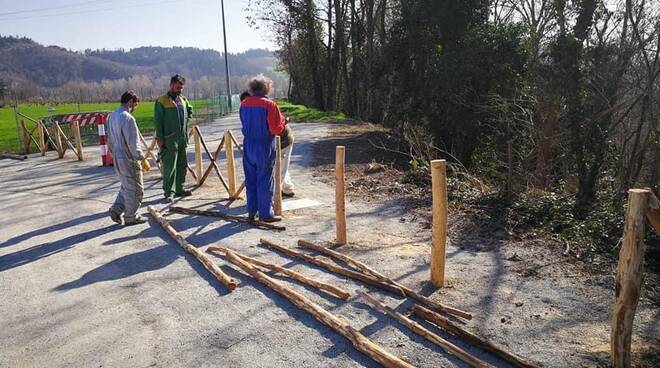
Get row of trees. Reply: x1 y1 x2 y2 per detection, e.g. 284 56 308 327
250 0 659 217
2 72 288 105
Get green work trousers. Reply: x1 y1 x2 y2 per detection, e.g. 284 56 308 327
160 139 188 196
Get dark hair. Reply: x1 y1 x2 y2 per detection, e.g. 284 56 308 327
170 74 186 85
120 90 139 104
239 91 250 101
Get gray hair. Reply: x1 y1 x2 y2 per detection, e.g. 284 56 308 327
247 74 273 95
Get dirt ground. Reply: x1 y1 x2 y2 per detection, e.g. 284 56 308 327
1 115 658 368
310 121 660 368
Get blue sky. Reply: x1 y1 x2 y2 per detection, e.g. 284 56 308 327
0 0 277 52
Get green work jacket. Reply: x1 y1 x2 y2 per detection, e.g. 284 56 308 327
154 94 193 144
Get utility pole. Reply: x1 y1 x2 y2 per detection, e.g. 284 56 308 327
220 0 232 111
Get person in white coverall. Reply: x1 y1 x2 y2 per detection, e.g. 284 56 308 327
107 90 147 225
280 123 295 197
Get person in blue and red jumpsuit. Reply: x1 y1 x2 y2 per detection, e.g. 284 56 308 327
239 75 286 222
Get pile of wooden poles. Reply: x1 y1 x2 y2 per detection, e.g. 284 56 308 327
147 205 537 368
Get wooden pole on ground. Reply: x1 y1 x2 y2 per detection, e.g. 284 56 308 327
611 189 654 367
260 238 406 296
298 239 391 282
38 121 46 156
336 146 347 245
169 206 285 231
221 248 415 368
147 206 237 291
225 130 237 196
194 127 203 185
413 305 537 368
72 121 84 161
207 246 349 300
430 159 448 288
274 136 283 216
297 239 471 320
357 291 490 368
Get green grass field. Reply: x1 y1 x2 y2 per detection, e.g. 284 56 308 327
0 99 221 153
275 100 346 122
0 98 338 153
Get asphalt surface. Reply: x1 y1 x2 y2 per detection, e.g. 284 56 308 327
2 113 658 368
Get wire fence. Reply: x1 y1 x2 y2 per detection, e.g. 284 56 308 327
3 94 240 154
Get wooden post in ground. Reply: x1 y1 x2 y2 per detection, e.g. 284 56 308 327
225 130 237 196
611 189 652 368
193 127 203 185
336 146 347 245
430 159 448 288
72 121 84 161
38 121 46 156
274 136 283 216
53 123 64 158
19 120 29 154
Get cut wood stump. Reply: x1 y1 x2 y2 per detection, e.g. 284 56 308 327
147 206 237 291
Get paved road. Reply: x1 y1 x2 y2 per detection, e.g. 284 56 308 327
6 113 641 368
0 114 479 368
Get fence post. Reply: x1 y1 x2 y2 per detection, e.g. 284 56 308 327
335 146 347 245
38 121 46 156
54 123 64 158
194 127 203 185
274 136 283 216
430 159 448 288
73 121 84 161
225 130 237 196
611 189 651 368
19 120 29 154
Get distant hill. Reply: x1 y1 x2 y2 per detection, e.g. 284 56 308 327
0 35 279 89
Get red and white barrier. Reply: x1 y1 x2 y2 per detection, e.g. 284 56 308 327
60 112 107 126
97 121 113 166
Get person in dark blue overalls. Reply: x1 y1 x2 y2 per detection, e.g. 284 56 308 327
239 76 286 222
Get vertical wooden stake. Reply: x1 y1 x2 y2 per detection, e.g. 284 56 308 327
193 127 203 185
54 124 64 158
38 122 46 156
19 120 29 154
72 121 84 161
431 159 448 288
225 130 237 196
274 136 283 216
611 188 650 368
336 146 347 245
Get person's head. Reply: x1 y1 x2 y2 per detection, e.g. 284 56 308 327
120 90 140 112
239 90 250 101
247 74 273 96
169 74 186 96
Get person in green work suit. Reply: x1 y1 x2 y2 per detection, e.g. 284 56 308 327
155 74 194 201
